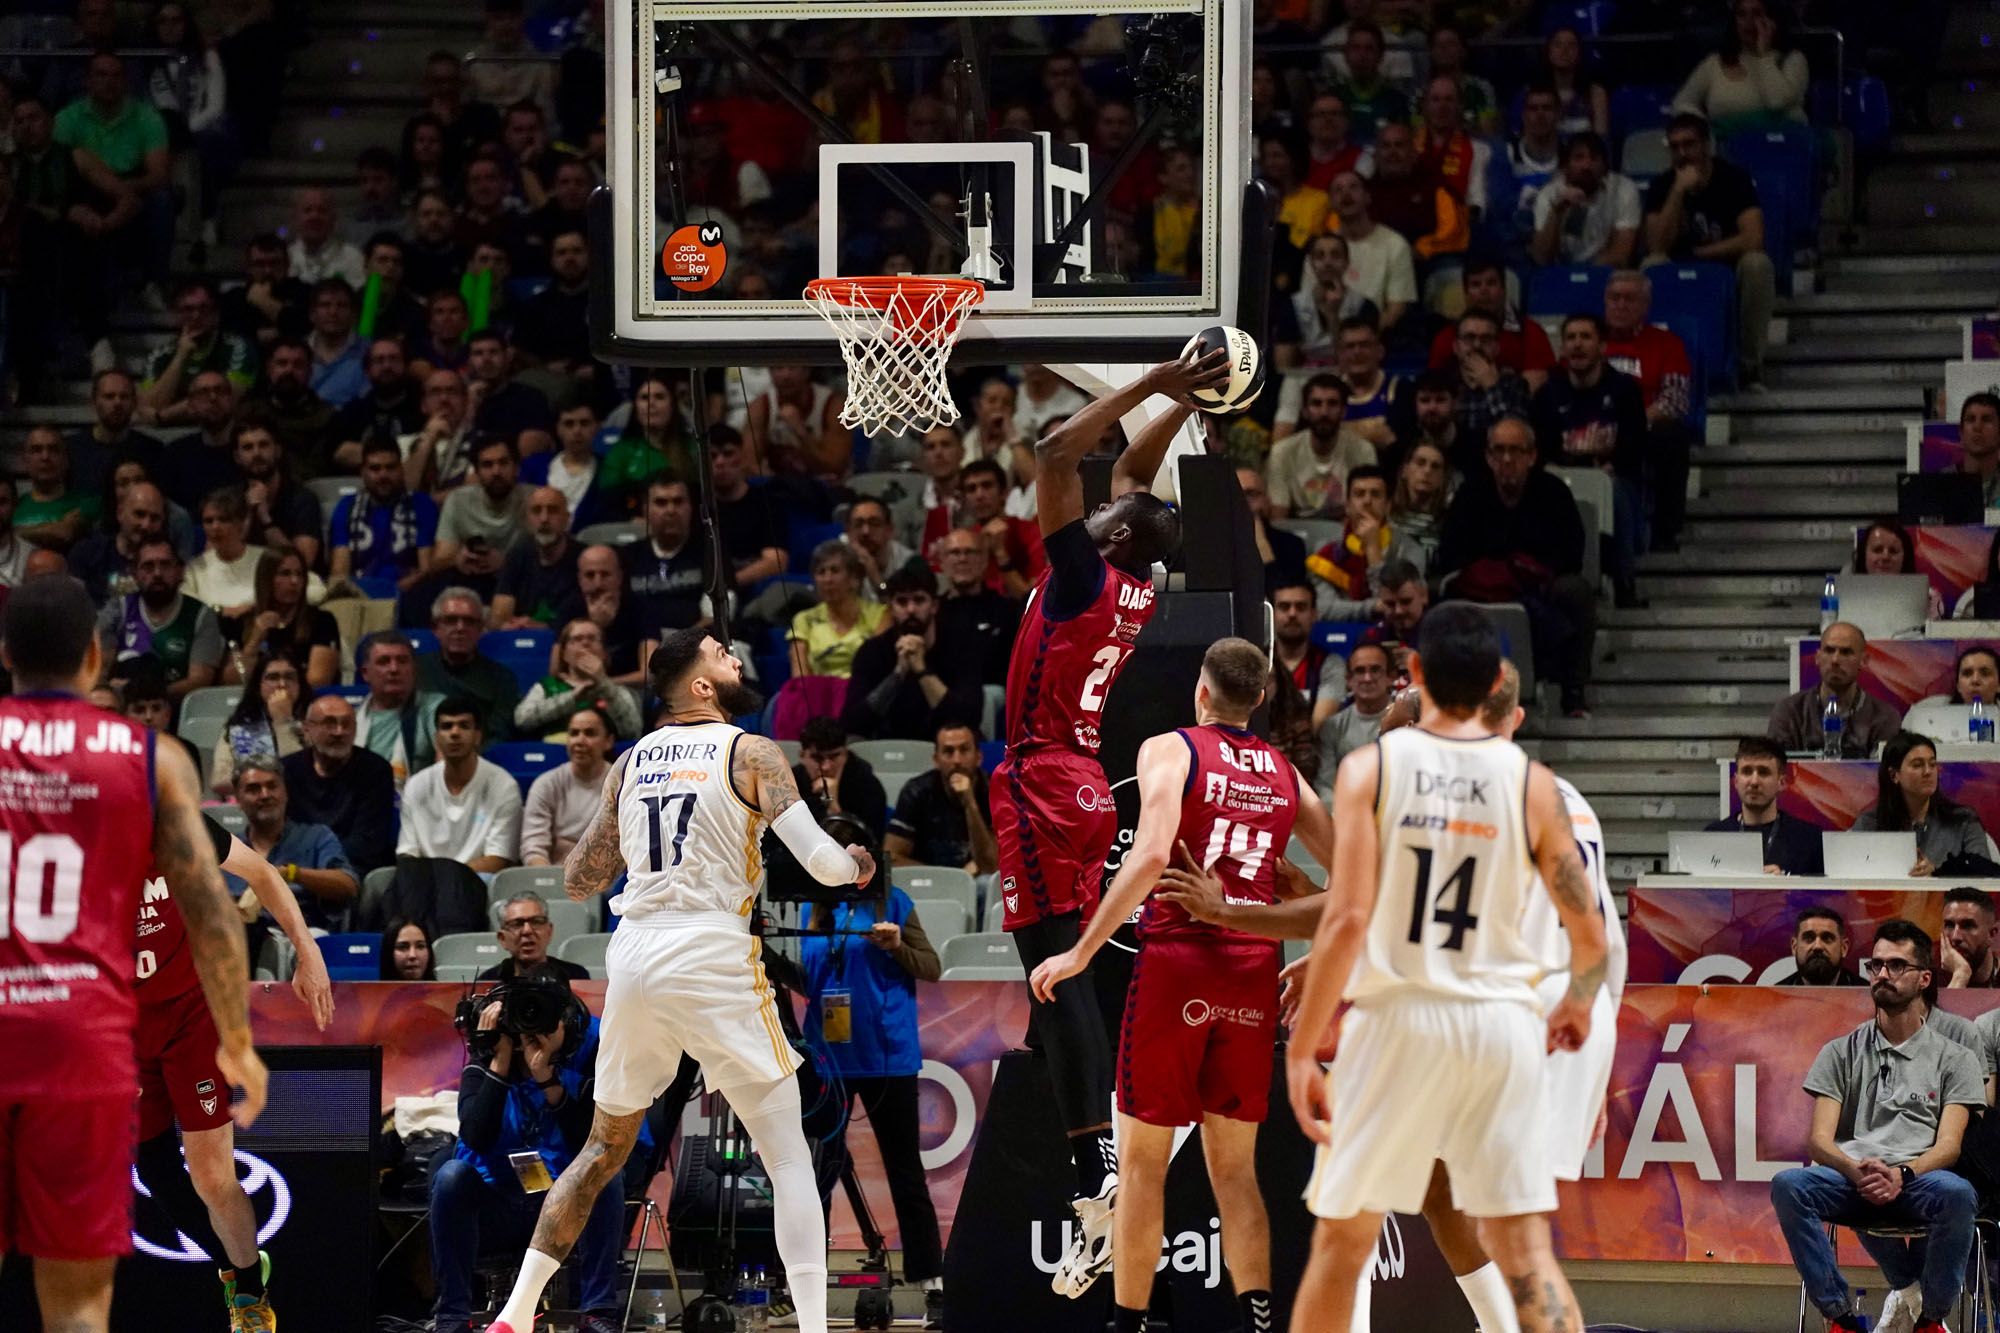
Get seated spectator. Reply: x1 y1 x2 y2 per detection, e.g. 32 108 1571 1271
68 368 159 496
223 550 338 691
1316 641 1394 795
513 228 593 375
748 365 851 480
356 233 428 347
520 402 607 530
1499 86 1566 249
0 489 28 590
792 718 890 840
304 278 368 409
884 722 998 875
1951 393 2000 510
419 587 520 742
209 653 305 797
841 569 985 742
430 978 620 1333
1852 517 1945 622
1270 578 1345 728
844 496 922 600
56 52 176 305
515 619 643 741
621 478 709 636
1388 439 1452 568
1776 907 1861 985
1904 647 2000 745
1286 234 1379 367
921 459 1046 597
520 707 617 866
346 146 405 245
1324 172 1415 335
698 426 788 597
935 528 1022 688
327 340 423 474
1412 76 1491 220
404 190 467 300
1435 417 1596 716
1533 313 1649 606
330 439 440 591
1426 257 1556 395
138 277 255 425
231 757 360 931
286 187 364 287
15 426 101 551
184 486 325 623
380 917 437 980
1258 135 1329 259
432 437 530 604
577 545 649 687
1236 467 1310 592
1328 318 1401 450
1766 621 1903 758
220 233 311 349
1301 93 1364 191
355 630 445 786
397 697 522 872
286 693 399 873
1704 735 1826 874
1643 113 1777 388
157 371 240 513
116 670 201 770
791 542 887 680
1603 271 1696 553
1327 21 1410 142
1771 919 1981 1333
1941 885 2000 988
1853 732 1997 877
466 330 555 457
98 537 224 699
468 0 557 117
905 427 966 547
1307 465 1424 619
401 370 478 493
1137 149 1202 280
600 376 695 517
1266 374 1377 519
1364 122 1466 261
1426 25 1499 134
1673 0 1809 137
240 337 334 466
234 416 325 569
490 487 581 628
1358 557 1429 672
1541 28 1610 137
960 378 1021 464
1446 313 1534 458
409 290 473 381
480 891 590 984
1530 133 1640 268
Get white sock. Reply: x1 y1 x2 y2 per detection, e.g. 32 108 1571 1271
1457 1262 1521 1333
732 1075 830 1333
495 1248 560 1332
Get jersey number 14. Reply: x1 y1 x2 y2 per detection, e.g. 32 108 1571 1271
1406 847 1479 951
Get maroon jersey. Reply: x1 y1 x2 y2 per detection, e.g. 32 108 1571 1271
1003 537 1157 757
0 694 156 1100
136 813 233 1005
1140 724 1298 942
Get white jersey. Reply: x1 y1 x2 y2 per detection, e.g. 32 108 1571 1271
1344 727 1545 1008
1524 775 1629 1005
611 721 765 921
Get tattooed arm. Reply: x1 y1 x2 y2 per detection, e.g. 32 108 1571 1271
153 741 268 1127
562 751 631 901
1528 760 1609 1053
734 734 876 887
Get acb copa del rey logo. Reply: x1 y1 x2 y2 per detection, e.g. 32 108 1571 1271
131 1150 291 1260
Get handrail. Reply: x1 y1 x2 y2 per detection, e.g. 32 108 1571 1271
0 45 183 60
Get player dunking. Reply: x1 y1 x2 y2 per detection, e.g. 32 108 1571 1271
996 347 1230 1296
1284 603 1608 1333
0 575 268 1333
1030 638 1334 1333
486 628 873 1333
132 818 334 1332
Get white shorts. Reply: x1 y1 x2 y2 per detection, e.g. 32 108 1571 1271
1304 995 1555 1221
1543 986 1617 1182
594 914 801 1116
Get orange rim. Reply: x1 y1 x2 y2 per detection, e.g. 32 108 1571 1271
804 275 985 310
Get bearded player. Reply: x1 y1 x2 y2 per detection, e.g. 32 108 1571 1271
993 346 1230 1296
1031 638 1334 1333
0 575 267 1333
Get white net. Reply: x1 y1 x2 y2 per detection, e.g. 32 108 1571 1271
803 277 984 438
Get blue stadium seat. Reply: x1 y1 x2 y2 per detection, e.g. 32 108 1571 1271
1539 0 1617 36
486 741 564 794
788 520 844 573
1311 622 1376 658
316 932 380 981
480 628 557 692
1844 77 1891 150
1646 263 1737 391
1724 125 1816 258
1527 265 1614 319
407 628 438 655
1609 85 1676 144
980 740 1005 773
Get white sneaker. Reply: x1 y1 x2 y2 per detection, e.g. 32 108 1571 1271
1050 1174 1117 1298
1879 1282 1920 1333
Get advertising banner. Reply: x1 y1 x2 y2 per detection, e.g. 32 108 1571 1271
1625 881 1943 984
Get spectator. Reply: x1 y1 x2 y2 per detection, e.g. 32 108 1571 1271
69 368 156 496
1499 85 1566 244
1436 416 1596 716
1776 907 1860 985
183 485 325 623
521 707 617 866
1704 735 1826 875
934 527 1022 688
1088 99 1160 219
576 545 649 688
497 100 555 215
514 619 643 741
325 337 426 472
1359 557 1430 672
231 757 360 931
1270 578 1345 727
410 289 473 379
67 479 169 602
621 478 709 636
1327 21 1410 142
1016 366 1089 443
489 487 580 629
1301 94 1365 194
1851 517 1946 621
962 378 1024 465
220 233 310 349
1426 257 1556 395
525 164 591 270
380 917 437 980
600 377 694 516
1941 885 2000 988
1603 270 1696 554
1949 393 2000 510
1388 438 1452 567
1533 313 1648 605
286 187 365 287
466 330 555 456
98 537 224 698
1324 172 1416 335
355 630 445 786
921 459 1045 597
1329 318 1401 450
15 426 101 551
413 49 500 173
0 489 27 590
1642 113 1776 388
1540 27 1610 137
1853 733 1996 878
55 51 175 302
748 365 850 480
1447 312 1534 458
117 670 201 770
330 439 440 591
356 233 428 346
224 548 340 689
1306 465 1422 616
480 892 590 984
1287 234 1379 367
514 228 593 373
419 587 521 742
520 402 606 530
1258 135 1329 256
1413 76 1491 217
1267 654 1322 788
1316 639 1394 787
403 190 467 300
1530 133 1641 268
1674 0 1810 137
1771 918 1980 1333
346 147 404 245
1266 374 1377 519
401 369 478 492
240 337 335 466
1362 122 1466 261
1766 622 1904 758
138 277 255 424
234 416 326 570
430 979 619 1333
905 427 966 546
791 542 886 680
1905 647 2000 745
1426 25 1500 134
397 696 522 871
154 370 239 512
432 436 529 603
704 426 788 595
1033 49 1095 141
792 717 890 840
844 496 921 599
884 722 998 875
208 653 305 798
300 278 368 409
10 88 110 370
841 568 985 742
466 0 557 117
1234 467 1310 592
285 694 399 874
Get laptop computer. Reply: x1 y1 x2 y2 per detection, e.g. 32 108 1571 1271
1833 573 1932 640
1898 472 1985 526
1821 831 1919 878
1667 831 1766 875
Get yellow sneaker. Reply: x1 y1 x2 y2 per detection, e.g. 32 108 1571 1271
230 1293 277 1333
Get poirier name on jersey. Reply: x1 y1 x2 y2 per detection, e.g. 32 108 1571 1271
613 722 766 921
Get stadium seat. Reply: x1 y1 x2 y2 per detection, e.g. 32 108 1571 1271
985 900 1006 932
179 685 243 727
480 629 557 693
437 964 480 983
433 933 508 973
556 932 613 978
788 520 844 572
1310 622 1375 657
1538 0 1615 36
891 866 979 919
850 739 930 772
980 740 1004 772
909 897 968 943
1274 518 1340 553
878 770 923 805
1619 129 1671 185
316 932 380 981
207 804 247 838
488 896 595 947
775 739 801 763
1647 262 1737 391
576 521 643 546
406 629 439 655
1724 125 1816 256
490 864 565 911
939 933 1024 978
1526 265 1613 319
486 742 564 793
306 477 361 541
255 933 297 982
360 864 397 923
1609 85 1676 143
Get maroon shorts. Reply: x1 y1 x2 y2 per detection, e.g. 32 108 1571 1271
993 750 1119 930
0 1096 137 1259
1117 936 1281 1127
135 985 231 1141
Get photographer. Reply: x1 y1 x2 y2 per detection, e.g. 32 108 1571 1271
799 881 948 1328
430 981 625 1333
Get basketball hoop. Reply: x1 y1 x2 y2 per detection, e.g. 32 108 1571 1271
803 276 985 438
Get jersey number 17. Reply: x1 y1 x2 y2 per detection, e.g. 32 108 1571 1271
639 794 698 872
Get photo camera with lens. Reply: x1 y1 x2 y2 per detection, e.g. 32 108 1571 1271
453 976 590 1064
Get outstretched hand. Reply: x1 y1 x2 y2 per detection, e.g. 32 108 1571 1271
1144 347 1234 408
1154 840 1227 923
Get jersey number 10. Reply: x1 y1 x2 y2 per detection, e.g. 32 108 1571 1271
0 833 85 943
1406 847 1479 951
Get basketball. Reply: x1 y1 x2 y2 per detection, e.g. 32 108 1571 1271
1181 325 1267 414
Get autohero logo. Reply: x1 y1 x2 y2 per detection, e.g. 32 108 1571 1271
132 1150 291 1260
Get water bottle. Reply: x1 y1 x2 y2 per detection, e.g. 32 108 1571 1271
1821 695 1844 760
1975 698 1995 745
746 1265 771 1333
1821 574 1839 630
731 1265 754 1332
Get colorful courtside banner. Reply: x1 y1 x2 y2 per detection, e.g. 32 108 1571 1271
1797 635 2000 708
1913 421 1963 473
1828 526 1996 603
1971 317 1999 361
1625 882 1944 984
1724 756 2000 833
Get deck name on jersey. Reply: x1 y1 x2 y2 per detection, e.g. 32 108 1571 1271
1413 771 1490 803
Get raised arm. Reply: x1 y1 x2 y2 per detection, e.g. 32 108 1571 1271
561 750 631 900
1528 760 1609 1052
1033 350 1231 535
223 831 333 1030
152 741 267 1127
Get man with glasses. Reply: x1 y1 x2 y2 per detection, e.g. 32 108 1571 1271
845 495 922 598
1450 310 1533 445
284 694 398 873
139 277 256 424
160 371 243 512
479 891 589 983
936 526 1021 688
1315 641 1393 795
1771 919 1983 1333
418 586 521 742
232 758 360 933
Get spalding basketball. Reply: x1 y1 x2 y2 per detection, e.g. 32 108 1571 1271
1182 324 1267 414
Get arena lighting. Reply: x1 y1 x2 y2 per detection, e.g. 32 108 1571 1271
129 1149 293 1262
